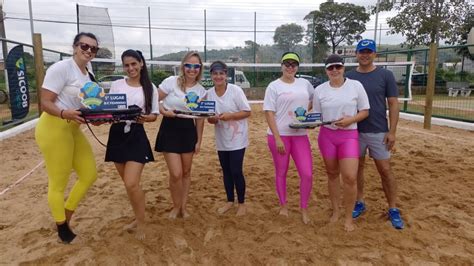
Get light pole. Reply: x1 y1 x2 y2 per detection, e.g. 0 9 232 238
28 0 34 44
373 0 380 41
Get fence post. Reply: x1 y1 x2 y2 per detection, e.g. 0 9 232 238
148 7 153 76
204 9 207 62
423 42 438 129
253 12 256 87
33 33 45 115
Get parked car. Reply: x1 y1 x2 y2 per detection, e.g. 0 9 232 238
234 70 251 89
412 73 446 86
296 74 323 88
200 68 251 89
97 75 126 92
403 73 446 86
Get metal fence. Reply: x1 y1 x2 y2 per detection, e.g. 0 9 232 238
0 41 472 132
345 45 474 123
0 38 70 131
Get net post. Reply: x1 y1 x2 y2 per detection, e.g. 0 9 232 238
33 33 45 115
403 51 412 112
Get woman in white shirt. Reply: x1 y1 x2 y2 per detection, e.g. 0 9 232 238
313 54 370 231
35 32 100 243
206 61 251 216
263 52 315 224
154 51 206 219
105 49 159 240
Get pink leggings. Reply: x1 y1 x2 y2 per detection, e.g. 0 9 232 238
267 135 313 209
318 126 359 159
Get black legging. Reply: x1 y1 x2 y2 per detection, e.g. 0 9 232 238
217 148 246 204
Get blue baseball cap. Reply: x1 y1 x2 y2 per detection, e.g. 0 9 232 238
356 39 376 53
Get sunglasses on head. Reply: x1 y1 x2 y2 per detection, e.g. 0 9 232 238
326 64 344 71
76 42 99 54
282 61 299 68
184 63 201 70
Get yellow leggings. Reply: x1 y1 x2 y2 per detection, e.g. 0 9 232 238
35 112 97 223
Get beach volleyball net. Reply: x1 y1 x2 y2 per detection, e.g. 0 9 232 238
91 59 415 102
78 5 116 73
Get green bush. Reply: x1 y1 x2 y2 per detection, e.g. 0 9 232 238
245 71 277 87
151 70 172 86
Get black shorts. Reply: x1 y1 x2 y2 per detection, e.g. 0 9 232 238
105 122 155 164
155 117 197 153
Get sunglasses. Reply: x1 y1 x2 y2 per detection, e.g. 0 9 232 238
326 65 344 71
76 42 99 54
184 63 201 70
282 61 299 68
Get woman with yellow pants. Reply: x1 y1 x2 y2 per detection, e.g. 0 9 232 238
35 32 99 244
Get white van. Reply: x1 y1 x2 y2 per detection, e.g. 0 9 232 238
385 65 419 85
201 68 251 89
234 70 251 89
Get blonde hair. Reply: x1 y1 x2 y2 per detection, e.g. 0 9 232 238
177 51 203 91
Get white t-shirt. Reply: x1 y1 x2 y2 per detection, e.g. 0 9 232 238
263 78 314 136
42 58 93 109
207 83 251 151
109 78 159 114
313 78 370 130
159 76 206 110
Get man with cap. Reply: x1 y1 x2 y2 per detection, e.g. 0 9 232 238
345 39 404 229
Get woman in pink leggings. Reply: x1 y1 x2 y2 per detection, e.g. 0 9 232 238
313 54 370 231
263 52 315 224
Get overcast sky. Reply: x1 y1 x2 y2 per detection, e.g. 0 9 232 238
3 0 404 60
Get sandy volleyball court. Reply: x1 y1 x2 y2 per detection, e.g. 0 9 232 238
0 104 473 264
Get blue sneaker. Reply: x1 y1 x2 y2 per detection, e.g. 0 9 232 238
388 208 404 229
352 201 366 218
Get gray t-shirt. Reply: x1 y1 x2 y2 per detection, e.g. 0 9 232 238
346 67 398 133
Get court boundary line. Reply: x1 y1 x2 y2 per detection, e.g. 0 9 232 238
0 160 44 196
0 126 90 197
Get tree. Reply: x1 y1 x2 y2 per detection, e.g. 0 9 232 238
244 40 260 62
304 2 370 54
383 0 470 129
385 1 469 47
307 32 329 64
94 47 114 75
273 23 304 52
454 10 474 60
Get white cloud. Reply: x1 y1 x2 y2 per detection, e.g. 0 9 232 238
3 0 404 59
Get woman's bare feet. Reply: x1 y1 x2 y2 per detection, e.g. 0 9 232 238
217 202 234 214
301 208 310 224
344 219 356 232
168 208 180 219
135 223 146 240
236 204 246 216
123 220 138 232
181 208 190 219
279 205 289 217
330 209 340 223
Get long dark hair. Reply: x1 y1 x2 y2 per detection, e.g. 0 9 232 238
121 49 153 114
